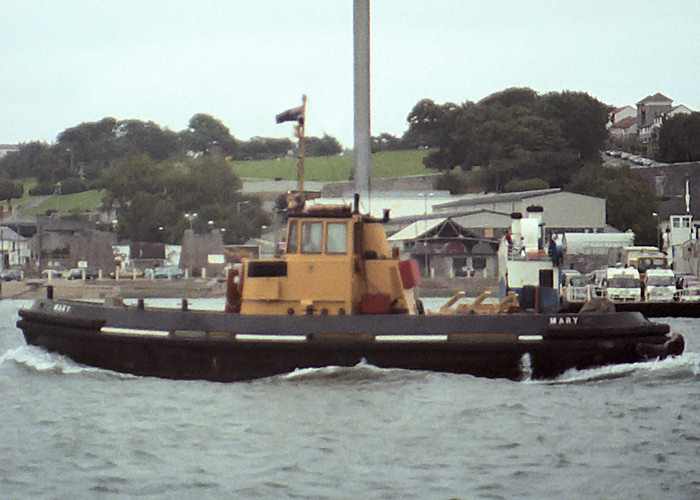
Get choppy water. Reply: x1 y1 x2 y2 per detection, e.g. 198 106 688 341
1 299 698 499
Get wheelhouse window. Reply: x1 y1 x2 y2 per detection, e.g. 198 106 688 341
301 222 323 254
326 222 348 254
286 220 299 253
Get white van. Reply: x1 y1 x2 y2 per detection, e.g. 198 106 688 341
644 269 676 302
562 273 591 304
602 267 641 303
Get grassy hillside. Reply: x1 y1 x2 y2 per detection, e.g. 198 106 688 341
31 189 105 215
14 189 105 216
9 149 436 215
231 149 435 181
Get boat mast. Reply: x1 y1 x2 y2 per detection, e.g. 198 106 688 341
276 95 307 208
297 94 307 202
353 0 371 202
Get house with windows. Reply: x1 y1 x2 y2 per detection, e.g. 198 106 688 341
637 93 674 128
634 93 694 143
667 214 700 275
387 217 499 278
0 226 31 268
606 94 694 144
609 105 636 125
639 103 694 143
383 189 607 279
609 116 638 139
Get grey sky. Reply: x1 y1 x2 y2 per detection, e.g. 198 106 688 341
1 1 698 147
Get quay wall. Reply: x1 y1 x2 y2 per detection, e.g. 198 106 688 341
0 278 225 300
321 174 441 197
632 161 700 218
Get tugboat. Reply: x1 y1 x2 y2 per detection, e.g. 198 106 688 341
13 4 686 381
16 193 684 382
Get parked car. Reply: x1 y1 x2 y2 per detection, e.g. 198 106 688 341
109 268 145 279
561 273 590 304
41 269 65 280
0 268 23 281
146 266 184 279
67 268 99 280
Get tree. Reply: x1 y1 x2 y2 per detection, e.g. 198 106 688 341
568 164 658 245
406 88 611 190
371 133 404 152
0 141 65 182
403 98 462 148
100 155 169 210
305 134 343 157
504 178 550 192
57 117 121 175
115 120 180 161
167 156 242 212
538 91 611 161
28 181 56 196
434 171 475 195
181 113 237 156
116 191 178 242
100 155 266 244
58 177 88 195
0 180 23 201
657 112 700 163
479 87 539 109
237 137 294 160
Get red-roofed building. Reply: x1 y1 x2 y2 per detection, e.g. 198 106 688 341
609 105 636 125
604 94 697 144
609 116 638 139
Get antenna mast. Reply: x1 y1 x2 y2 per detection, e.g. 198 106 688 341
353 0 371 201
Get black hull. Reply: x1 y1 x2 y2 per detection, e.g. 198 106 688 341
17 299 682 382
560 301 700 318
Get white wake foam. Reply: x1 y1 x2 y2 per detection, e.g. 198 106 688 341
277 358 422 383
543 352 700 385
0 345 132 378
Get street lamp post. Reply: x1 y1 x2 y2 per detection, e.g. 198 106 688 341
185 213 198 231
237 200 250 213
67 148 75 172
652 212 660 249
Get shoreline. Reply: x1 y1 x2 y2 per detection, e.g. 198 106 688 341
1 276 499 301
0 278 227 301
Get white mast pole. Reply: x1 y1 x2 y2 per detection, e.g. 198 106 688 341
353 0 371 204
